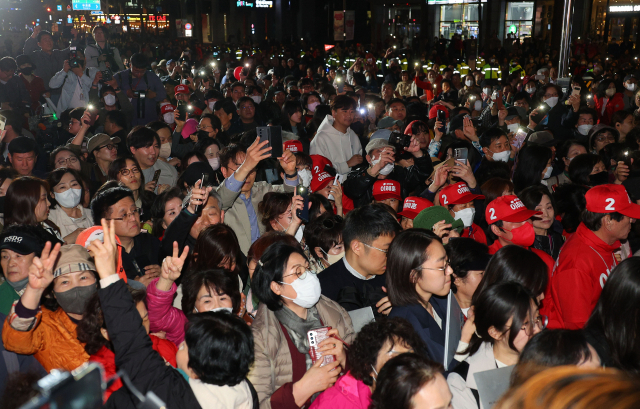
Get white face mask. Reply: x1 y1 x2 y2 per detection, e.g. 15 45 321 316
543 166 553 179
483 87 491 96
605 88 616 97
507 123 519 134
55 187 82 208
465 79 474 87
454 207 475 228
298 168 312 188
103 94 116 106
208 101 216 111
372 155 394 175
194 306 233 313
545 96 559 108
577 124 593 135
279 271 322 309
490 149 510 163
163 113 175 124
250 95 262 104
474 100 482 111
307 101 320 113
625 83 637 92
526 86 536 94
208 157 220 171
159 143 171 159
320 248 344 265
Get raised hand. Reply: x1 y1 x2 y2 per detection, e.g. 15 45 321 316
278 149 297 177
236 137 271 181
161 242 189 282
28 241 62 292
187 179 213 214
87 219 118 280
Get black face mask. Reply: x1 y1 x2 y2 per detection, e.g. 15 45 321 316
20 67 34 76
589 171 609 186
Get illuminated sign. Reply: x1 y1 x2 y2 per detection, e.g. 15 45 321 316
148 15 167 21
56 5 62 10
256 0 273 7
72 0 100 10
184 23 192 29
237 1 254 6
609 5 640 12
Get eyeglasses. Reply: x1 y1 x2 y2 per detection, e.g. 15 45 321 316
522 315 548 335
280 267 312 281
55 156 79 167
322 215 344 229
414 259 450 272
119 167 141 177
595 135 616 143
99 144 117 151
239 105 254 110
362 242 388 254
199 124 213 131
107 207 141 221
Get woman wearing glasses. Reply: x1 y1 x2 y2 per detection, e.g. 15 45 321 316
47 168 93 244
108 157 157 223
447 281 545 409
385 229 458 367
249 241 355 409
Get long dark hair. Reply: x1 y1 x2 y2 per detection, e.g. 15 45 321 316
107 156 145 198
519 185 556 215
446 238 490 293
46 167 85 209
190 224 242 275
76 286 146 355
586 257 640 373
568 153 601 185
4 176 49 226
468 281 537 355
473 245 548 304
386 228 441 307
149 187 184 238
370 353 444 409
513 144 552 194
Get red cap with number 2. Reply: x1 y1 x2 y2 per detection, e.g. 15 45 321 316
586 184 640 218
485 195 541 224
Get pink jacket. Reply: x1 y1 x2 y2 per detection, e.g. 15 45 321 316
310 372 372 409
146 278 187 346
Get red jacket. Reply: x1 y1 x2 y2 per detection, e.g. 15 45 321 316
90 335 177 401
462 223 487 245
545 223 620 330
594 92 624 125
487 240 555 273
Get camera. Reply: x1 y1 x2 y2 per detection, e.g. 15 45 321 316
101 70 112 82
69 46 80 69
133 90 146 99
388 132 412 148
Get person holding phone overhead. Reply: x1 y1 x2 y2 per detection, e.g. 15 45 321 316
248 241 355 408
217 139 299 254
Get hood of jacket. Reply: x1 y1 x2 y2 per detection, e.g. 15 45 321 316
317 115 351 137
189 378 253 409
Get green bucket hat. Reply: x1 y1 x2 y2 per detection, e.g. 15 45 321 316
413 206 464 234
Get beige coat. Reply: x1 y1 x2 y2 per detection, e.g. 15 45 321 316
248 296 356 409
217 180 296 254
47 205 94 240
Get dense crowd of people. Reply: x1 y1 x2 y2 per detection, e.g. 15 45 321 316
0 23 639 409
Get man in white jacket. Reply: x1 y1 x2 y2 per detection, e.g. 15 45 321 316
310 95 363 175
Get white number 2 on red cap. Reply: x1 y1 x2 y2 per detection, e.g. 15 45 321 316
605 198 616 211
489 208 496 220
441 194 448 205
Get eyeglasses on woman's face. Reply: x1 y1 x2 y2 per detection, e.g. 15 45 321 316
55 156 79 168
119 167 141 177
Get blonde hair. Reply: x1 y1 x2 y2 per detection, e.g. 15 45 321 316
495 366 640 409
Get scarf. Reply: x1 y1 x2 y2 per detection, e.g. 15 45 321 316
274 304 322 369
